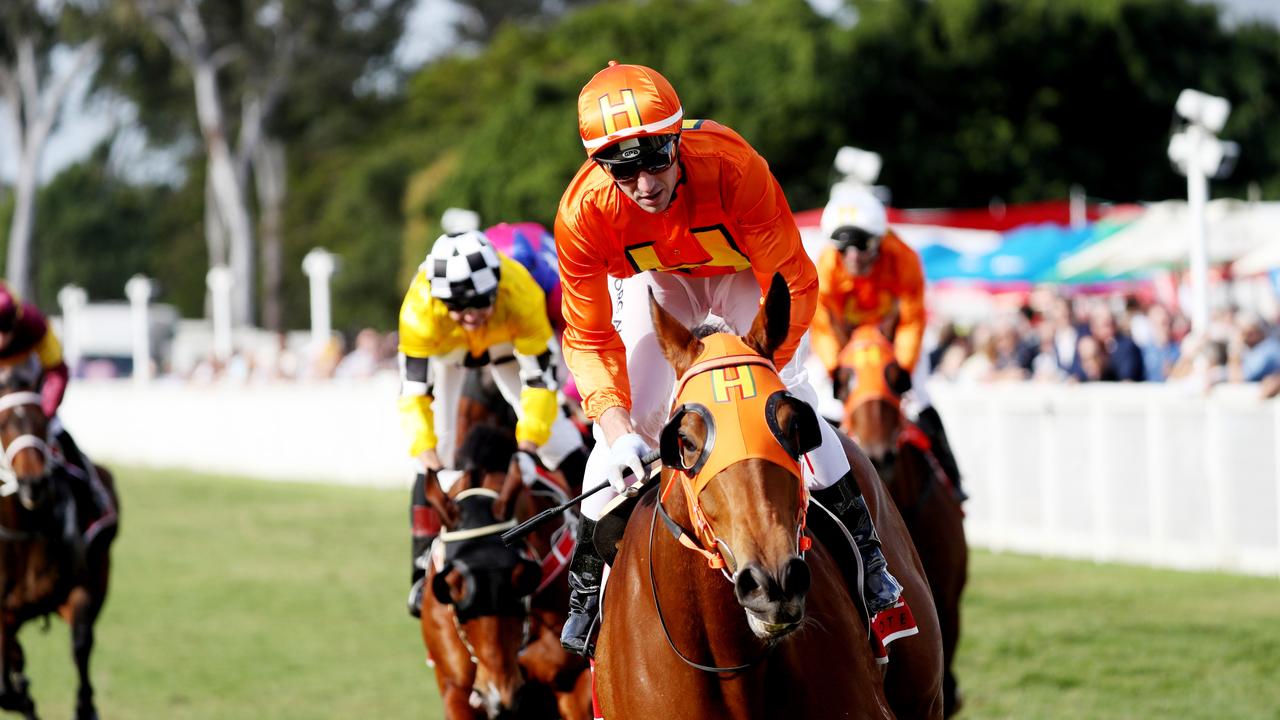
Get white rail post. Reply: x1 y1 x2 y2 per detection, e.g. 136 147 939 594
56 284 88 374
206 266 235 362
302 249 338 352
124 275 154 383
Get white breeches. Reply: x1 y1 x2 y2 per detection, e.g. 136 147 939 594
581 271 850 521
430 342 584 471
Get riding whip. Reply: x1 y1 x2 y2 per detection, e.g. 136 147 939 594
501 449 661 547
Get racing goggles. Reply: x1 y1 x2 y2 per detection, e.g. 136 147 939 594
831 226 882 254
594 135 678 182
442 291 496 312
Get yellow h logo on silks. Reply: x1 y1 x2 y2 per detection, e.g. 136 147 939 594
711 366 758 403
598 90 642 135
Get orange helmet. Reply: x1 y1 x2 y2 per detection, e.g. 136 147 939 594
577 61 683 156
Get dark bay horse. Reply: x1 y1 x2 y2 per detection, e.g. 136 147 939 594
840 326 968 716
420 425 591 719
595 275 943 719
0 367 119 720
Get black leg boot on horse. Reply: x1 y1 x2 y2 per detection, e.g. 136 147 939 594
813 472 904 615
51 426 106 521
914 405 967 501
560 517 603 656
407 472 440 619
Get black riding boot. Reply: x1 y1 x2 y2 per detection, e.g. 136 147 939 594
560 517 603 656
407 534 434 618
813 473 903 616
915 405 966 500
408 472 439 619
52 427 103 516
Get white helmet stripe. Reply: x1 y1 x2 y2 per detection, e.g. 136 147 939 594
582 106 684 152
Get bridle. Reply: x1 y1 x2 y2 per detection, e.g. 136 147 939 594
0 390 53 542
648 334 821 674
0 391 52 499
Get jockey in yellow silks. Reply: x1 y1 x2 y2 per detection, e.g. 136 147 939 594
397 229 587 618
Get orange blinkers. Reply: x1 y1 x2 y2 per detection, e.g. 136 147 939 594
658 334 821 567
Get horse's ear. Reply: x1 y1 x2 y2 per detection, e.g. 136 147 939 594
744 273 791 361
423 470 459 528
650 288 702 377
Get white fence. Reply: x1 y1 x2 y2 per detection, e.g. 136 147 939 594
58 376 412 489
930 382 1280 577
57 378 1280 576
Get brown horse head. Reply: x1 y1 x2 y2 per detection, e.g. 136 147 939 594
838 326 904 469
423 424 541 716
650 273 821 641
0 359 53 511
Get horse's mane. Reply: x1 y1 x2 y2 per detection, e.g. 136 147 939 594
456 423 517 489
691 321 730 340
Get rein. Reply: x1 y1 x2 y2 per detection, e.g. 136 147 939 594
647 495 774 675
438 489 516 543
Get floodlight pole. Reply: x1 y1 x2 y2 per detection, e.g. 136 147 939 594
1184 124 1211 337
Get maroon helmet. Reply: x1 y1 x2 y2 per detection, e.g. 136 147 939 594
0 284 19 332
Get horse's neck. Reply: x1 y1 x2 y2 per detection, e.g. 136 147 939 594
652 482 762 663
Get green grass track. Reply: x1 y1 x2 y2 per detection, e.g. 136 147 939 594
12 467 1279 719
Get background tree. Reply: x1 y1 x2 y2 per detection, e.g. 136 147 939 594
0 1 100 300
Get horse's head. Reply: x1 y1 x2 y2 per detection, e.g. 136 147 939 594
0 358 53 511
423 424 541 716
651 273 821 641
838 326 904 469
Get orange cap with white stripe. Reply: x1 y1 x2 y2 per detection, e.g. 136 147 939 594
577 61 683 156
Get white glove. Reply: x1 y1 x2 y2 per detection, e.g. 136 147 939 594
605 433 652 494
516 450 539 486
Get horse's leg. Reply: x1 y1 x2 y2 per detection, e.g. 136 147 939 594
840 433 945 720
0 624 37 720
421 592 480 720
60 585 101 720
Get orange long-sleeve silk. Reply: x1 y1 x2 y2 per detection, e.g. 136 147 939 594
813 231 926 373
555 119 817 420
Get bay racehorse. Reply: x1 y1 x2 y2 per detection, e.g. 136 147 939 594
840 325 968 716
420 424 591 719
0 364 119 720
594 275 943 719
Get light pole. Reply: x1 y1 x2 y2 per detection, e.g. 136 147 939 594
1167 88 1238 337
301 248 338 352
124 275 154 383
56 284 88 374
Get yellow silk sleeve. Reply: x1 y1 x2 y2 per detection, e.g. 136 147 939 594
35 329 64 369
515 387 557 446
398 394 437 457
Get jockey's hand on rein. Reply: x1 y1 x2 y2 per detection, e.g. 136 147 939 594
606 433 652 495
884 361 913 395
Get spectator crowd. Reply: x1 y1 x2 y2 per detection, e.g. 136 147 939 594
926 288 1280 397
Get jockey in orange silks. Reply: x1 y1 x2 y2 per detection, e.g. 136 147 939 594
811 185 963 495
397 230 588 618
553 62 902 655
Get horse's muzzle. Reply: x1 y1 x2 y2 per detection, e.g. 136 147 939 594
735 556 810 639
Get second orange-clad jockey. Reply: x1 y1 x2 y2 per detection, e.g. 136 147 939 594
553 61 901 655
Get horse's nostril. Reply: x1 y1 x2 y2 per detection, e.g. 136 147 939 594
734 565 766 603
781 557 811 597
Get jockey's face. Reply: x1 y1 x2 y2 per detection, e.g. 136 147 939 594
449 306 493 331
612 149 680 214
842 245 880 277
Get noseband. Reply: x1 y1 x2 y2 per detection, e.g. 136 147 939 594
0 392 51 498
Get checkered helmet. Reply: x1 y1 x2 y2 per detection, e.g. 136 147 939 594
424 230 502 307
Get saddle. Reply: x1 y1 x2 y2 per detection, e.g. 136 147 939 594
48 437 116 547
